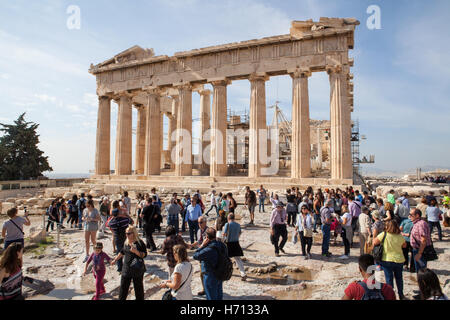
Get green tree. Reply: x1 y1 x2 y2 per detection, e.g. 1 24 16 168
0 113 52 180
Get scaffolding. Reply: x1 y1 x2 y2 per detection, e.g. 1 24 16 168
351 119 375 176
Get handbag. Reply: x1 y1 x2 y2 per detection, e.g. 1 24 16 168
162 263 193 300
412 234 438 262
372 232 386 262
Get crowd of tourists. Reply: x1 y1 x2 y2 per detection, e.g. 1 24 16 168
0 185 448 300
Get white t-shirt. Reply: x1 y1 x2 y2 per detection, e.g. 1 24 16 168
172 262 193 300
123 197 131 214
341 212 352 227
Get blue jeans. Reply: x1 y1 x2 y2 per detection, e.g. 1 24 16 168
203 273 223 300
321 224 331 255
412 248 427 272
428 221 442 241
380 260 404 296
4 238 24 250
114 233 125 272
187 219 199 244
167 216 179 234
78 210 83 229
259 198 265 212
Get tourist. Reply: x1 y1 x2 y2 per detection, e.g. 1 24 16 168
286 189 298 227
244 186 257 225
227 193 237 214
223 213 247 281
334 193 343 216
312 194 322 233
320 199 334 257
295 204 313 259
136 193 146 230
376 198 385 218
384 202 395 221
371 220 407 300
398 192 410 210
348 194 361 244
442 190 449 206
99 197 110 235
111 226 147 300
59 198 67 227
205 190 218 216
355 190 363 203
387 190 396 205
193 227 228 300
417 268 448 300
121 191 131 216
150 187 162 208
191 216 208 296
159 244 193 300
166 198 181 234
180 193 191 232
341 254 396 300
76 192 87 229
83 242 111 300
425 191 437 205
82 199 101 263
67 194 79 228
270 193 281 209
160 225 190 277
409 208 432 273
46 200 58 232
416 197 428 219
400 216 415 273
358 206 372 256
258 185 267 213
339 204 353 259
141 197 160 251
218 192 229 214
108 201 131 273
371 210 384 239
394 199 409 224
215 210 228 240
426 199 443 241
0 242 26 300
270 202 288 257
2 208 30 250
185 196 202 244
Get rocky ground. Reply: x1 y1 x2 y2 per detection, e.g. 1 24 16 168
2 202 449 301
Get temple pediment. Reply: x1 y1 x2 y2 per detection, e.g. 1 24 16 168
90 45 155 70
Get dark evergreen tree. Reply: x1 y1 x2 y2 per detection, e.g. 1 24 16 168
0 113 52 180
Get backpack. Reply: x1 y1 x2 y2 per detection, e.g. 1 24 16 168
358 281 385 300
210 243 233 281
79 199 86 212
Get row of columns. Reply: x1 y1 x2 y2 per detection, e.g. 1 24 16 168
95 67 352 180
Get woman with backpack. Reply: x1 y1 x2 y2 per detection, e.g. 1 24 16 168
371 220 407 300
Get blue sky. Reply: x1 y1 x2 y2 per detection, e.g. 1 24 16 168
0 0 449 174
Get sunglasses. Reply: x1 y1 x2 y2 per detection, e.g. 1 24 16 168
126 232 133 235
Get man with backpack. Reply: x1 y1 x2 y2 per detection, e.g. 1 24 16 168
342 254 396 300
76 193 87 230
193 227 231 300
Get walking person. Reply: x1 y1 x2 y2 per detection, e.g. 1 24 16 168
82 200 101 263
0 242 27 300
348 194 362 245
258 185 267 213
245 186 257 225
160 225 190 277
215 210 228 240
270 202 288 257
400 217 415 273
185 196 202 244
223 213 247 281
141 197 160 251
286 189 298 227
122 191 131 216
83 242 111 300
193 228 228 300
205 190 218 217
76 193 87 230
320 200 334 257
409 208 432 274
111 226 147 300
108 201 131 273
159 244 193 300
67 194 79 228
295 204 313 259
358 206 372 256
426 199 443 241
99 197 110 235
312 194 322 233
59 199 67 227
166 198 181 234
339 206 353 260
2 208 30 250
371 220 407 300
180 194 191 232
46 200 58 232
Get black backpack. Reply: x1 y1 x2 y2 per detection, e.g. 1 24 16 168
79 199 86 212
210 243 233 281
358 281 385 300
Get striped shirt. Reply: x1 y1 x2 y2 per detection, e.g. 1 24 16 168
0 268 22 300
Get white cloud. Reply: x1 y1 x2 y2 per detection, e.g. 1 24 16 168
82 93 98 108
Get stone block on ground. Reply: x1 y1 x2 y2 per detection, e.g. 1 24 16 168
22 278 55 298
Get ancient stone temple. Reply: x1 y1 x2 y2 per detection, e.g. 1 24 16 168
88 18 359 190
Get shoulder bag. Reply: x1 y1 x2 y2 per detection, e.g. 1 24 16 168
372 232 387 262
162 263 193 300
412 234 438 262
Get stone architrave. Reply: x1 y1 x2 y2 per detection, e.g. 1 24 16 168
248 74 268 178
144 91 161 176
175 85 193 176
95 96 111 175
290 69 312 179
210 81 229 177
114 95 132 175
328 65 352 180
199 89 211 170
134 104 146 175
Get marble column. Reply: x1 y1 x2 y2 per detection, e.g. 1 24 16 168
114 95 132 175
95 96 111 175
160 111 164 168
290 69 312 179
199 89 211 171
134 104 146 175
144 91 161 175
248 74 268 178
328 65 352 180
210 82 228 177
175 85 192 176
167 96 178 169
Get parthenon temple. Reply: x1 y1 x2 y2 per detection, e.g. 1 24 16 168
89 18 360 190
